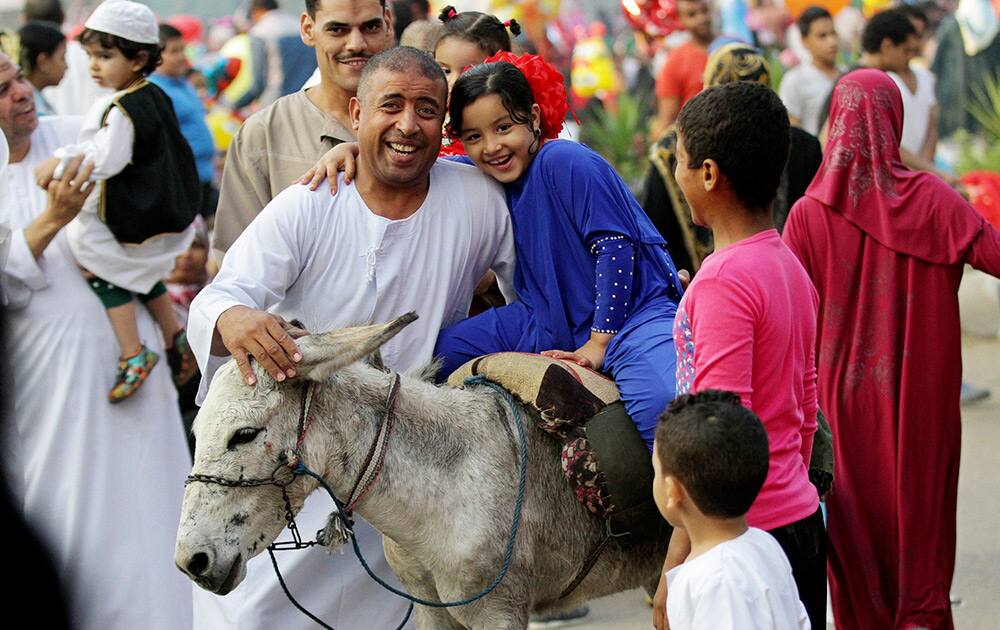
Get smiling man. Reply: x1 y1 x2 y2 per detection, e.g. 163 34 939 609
187 47 515 629
210 0 394 262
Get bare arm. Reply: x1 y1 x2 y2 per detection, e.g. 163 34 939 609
920 105 939 164
900 146 957 186
652 528 692 630
650 97 681 141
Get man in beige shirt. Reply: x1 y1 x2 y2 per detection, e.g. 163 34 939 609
211 0 394 262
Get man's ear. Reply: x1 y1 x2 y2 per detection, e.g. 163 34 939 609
349 96 362 131
383 6 394 41
701 158 720 193
300 12 316 48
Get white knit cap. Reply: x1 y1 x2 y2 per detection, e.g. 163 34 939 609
84 0 159 45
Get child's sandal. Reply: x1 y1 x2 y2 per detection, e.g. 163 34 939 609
167 329 199 387
108 346 159 404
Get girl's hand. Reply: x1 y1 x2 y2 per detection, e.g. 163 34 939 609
298 142 361 195
542 335 611 371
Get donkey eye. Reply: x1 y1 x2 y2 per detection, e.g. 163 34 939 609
227 427 262 450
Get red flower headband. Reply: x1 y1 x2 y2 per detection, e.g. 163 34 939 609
484 51 569 140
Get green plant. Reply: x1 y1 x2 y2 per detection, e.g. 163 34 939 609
953 130 1000 175
967 70 1000 142
579 91 650 191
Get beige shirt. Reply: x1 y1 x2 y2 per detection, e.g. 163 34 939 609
211 89 354 261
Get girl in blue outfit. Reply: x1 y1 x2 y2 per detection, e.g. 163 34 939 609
434 52 683 449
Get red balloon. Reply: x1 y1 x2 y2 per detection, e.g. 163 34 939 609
622 0 682 38
166 14 205 44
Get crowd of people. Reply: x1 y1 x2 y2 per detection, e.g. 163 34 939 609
1 0 998 629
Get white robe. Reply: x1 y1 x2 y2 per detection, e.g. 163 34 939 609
1 117 193 629
188 160 517 630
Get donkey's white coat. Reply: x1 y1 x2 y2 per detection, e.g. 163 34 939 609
175 316 668 629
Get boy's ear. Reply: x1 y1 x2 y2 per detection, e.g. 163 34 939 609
665 474 686 510
701 158 720 193
130 51 148 74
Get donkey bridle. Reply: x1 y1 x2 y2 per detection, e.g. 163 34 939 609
184 372 403 548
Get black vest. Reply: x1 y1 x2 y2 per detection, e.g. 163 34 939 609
99 80 200 244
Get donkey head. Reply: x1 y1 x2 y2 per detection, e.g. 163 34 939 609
174 313 417 594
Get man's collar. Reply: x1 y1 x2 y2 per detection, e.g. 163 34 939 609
298 89 356 144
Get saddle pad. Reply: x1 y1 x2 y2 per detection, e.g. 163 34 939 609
449 353 643 523
446 352 619 420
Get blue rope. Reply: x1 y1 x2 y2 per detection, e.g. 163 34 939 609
293 375 529 612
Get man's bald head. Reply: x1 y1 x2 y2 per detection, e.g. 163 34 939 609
356 46 446 105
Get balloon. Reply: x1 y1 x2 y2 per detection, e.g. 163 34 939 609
621 0 682 39
166 14 205 44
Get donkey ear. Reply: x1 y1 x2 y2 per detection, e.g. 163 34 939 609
295 312 418 381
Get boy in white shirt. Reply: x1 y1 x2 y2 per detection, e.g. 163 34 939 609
652 390 810 630
779 7 841 136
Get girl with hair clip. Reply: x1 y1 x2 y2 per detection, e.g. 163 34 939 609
434 5 520 156
435 54 684 452
435 5 521 93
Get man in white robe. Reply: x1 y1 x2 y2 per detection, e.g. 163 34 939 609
0 52 193 630
187 47 516 630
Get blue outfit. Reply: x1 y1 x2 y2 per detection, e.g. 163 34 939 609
435 141 684 448
148 74 215 183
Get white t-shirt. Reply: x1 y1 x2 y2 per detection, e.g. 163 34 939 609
666 528 810 630
889 67 937 156
779 62 839 136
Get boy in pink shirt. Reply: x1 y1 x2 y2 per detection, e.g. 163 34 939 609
652 81 824 630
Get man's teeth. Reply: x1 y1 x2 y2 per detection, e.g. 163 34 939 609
389 143 417 154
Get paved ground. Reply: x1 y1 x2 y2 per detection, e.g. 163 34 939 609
569 332 1000 630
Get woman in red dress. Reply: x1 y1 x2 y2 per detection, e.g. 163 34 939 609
783 68 1000 630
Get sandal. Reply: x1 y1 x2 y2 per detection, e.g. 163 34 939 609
109 346 159 404
167 329 199 387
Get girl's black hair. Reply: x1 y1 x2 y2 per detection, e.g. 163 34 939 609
447 61 534 137
79 28 162 76
436 5 520 56
17 21 65 74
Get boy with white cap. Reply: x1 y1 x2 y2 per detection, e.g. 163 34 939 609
34 0 201 403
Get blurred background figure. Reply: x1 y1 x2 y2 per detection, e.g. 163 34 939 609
150 23 219 222
246 0 316 107
23 0 111 115
16 20 66 117
779 7 841 136
392 0 432 41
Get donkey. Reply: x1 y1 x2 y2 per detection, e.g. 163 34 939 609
175 314 668 629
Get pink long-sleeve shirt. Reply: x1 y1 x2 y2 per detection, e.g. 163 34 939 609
674 229 819 530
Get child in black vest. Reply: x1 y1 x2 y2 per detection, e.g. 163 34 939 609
34 0 200 403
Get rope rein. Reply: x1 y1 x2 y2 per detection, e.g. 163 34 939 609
184 374 528 630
